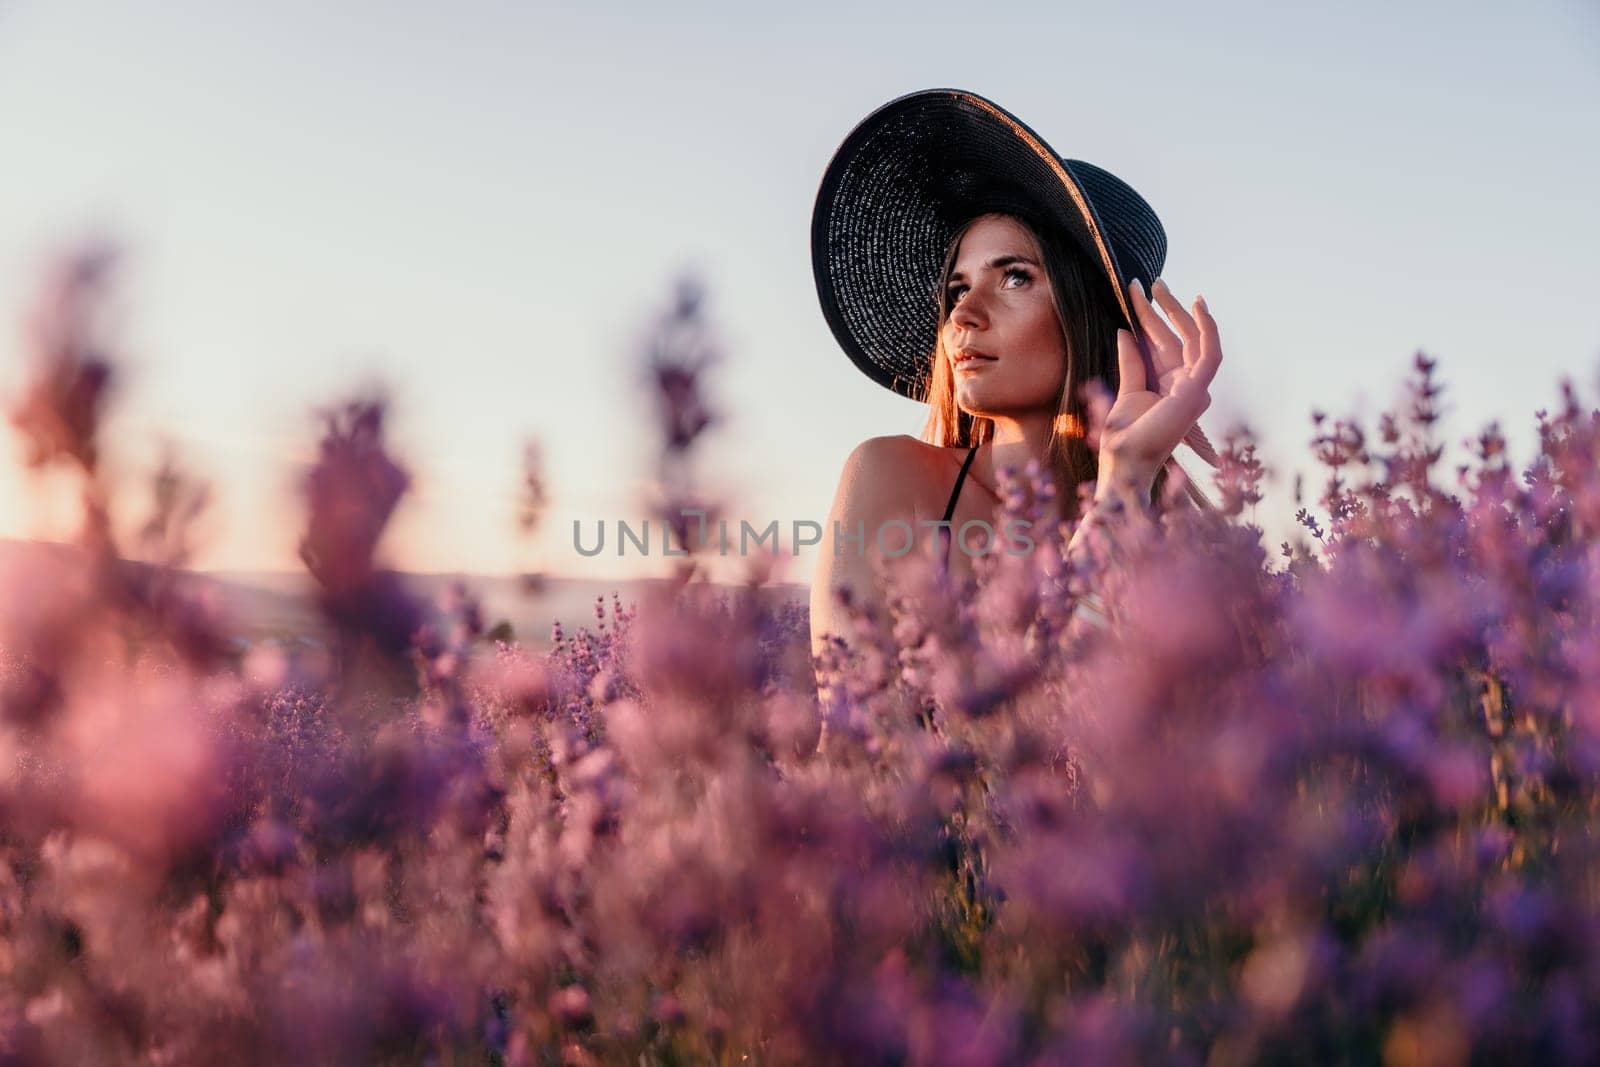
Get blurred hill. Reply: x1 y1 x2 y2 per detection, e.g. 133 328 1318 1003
0 540 807 651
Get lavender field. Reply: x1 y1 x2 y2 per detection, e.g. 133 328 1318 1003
1 250 1598 1065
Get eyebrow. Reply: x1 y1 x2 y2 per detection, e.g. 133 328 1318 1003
946 254 1040 283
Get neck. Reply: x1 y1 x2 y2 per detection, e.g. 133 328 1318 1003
982 410 1057 483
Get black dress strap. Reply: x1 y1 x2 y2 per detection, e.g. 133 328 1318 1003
939 444 981 570
942 444 981 523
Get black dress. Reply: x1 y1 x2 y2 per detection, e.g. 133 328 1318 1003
939 443 981 570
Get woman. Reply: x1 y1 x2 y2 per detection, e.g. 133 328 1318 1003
808 89 1224 657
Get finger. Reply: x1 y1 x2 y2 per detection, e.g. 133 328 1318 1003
1128 278 1184 372
1190 295 1223 389
1115 328 1145 396
1150 278 1200 350
1080 378 1114 451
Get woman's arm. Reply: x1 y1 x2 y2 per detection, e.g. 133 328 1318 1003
808 435 920 661
1064 279 1224 626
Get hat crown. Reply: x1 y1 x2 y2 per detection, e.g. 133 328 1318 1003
1062 158 1167 293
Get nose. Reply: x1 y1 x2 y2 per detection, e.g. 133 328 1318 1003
949 288 986 332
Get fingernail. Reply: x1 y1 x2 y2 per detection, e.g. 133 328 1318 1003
1129 277 1143 296
1196 294 1209 312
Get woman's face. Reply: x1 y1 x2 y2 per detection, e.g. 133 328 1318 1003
939 214 1068 418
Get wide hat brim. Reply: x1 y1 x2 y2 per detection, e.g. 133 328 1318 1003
811 88 1167 402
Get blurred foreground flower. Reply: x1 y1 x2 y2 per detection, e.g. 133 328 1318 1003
0 260 1598 1063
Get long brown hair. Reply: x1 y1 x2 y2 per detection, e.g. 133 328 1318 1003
920 211 1173 521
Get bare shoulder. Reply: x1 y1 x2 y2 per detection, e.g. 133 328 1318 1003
839 434 957 484
831 435 968 518
813 435 968 650
843 433 939 470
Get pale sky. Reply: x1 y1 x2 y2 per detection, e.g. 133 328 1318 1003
2 1 1596 582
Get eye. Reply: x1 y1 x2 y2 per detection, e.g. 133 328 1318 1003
945 266 1033 306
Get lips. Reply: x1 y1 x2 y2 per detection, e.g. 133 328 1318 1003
953 349 998 370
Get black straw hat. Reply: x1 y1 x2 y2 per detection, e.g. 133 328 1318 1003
811 88 1168 402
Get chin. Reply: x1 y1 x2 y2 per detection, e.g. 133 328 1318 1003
954 390 993 417
957 386 1038 418
953 382 1056 415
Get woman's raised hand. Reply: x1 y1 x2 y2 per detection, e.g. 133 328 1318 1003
1086 277 1223 498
